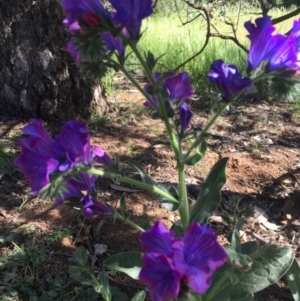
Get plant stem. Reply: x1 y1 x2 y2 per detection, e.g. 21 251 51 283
85 168 179 205
184 101 229 160
178 163 189 229
203 268 232 301
128 41 180 158
118 65 160 112
114 211 145 232
127 40 155 85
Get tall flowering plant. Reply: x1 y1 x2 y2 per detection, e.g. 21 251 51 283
14 1 300 300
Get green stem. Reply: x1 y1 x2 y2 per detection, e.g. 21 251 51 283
204 269 232 301
157 93 181 158
118 65 160 112
178 163 189 229
184 72 265 161
114 211 145 232
127 40 155 85
184 101 229 160
85 168 179 205
127 41 180 159
90 274 111 301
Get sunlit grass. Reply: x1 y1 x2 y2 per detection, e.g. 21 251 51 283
126 6 299 93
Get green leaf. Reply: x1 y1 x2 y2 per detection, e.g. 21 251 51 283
104 252 143 280
152 140 172 148
286 259 300 301
184 141 206 166
124 160 179 211
98 271 111 300
74 246 88 267
144 51 165 72
47 290 58 298
204 242 294 300
68 266 84 278
179 292 203 301
74 276 94 286
120 194 130 218
13 251 27 261
190 157 229 223
226 247 253 272
207 294 254 301
130 291 146 301
124 160 153 186
111 286 129 301
231 230 241 253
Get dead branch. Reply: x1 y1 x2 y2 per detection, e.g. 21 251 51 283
152 0 159 9
210 33 249 53
174 0 211 70
272 7 300 26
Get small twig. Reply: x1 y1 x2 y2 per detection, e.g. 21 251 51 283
73 217 86 245
246 230 269 245
181 12 202 26
152 0 159 9
174 1 211 70
210 33 248 54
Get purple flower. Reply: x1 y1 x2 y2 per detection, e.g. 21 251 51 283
245 16 298 71
14 147 59 195
173 223 228 294
15 119 112 196
55 172 97 205
139 222 227 300
208 60 252 101
66 39 81 61
139 221 174 257
92 146 113 165
80 195 113 217
14 119 64 194
55 120 92 170
165 72 195 102
62 0 109 27
101 32 124 57
180 103 193 133
143 72 195 110
143 83 159 110
139 254 181 301
110 0 153 39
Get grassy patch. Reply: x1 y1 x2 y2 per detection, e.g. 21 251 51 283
89 113 110 133
126 6 299 94
0 144 18 180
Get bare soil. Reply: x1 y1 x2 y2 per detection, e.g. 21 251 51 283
0 73 300 300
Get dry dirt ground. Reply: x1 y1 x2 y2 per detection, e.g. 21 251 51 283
0 74 300 300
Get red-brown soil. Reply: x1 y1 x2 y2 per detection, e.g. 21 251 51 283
0 74 300 300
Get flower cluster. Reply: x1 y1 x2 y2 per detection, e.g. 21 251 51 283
208 60 252 101
139 222 228 301
143 72 195 109
245 16 300 73
62 0 153 60
14 119 112 216
143 71 195 131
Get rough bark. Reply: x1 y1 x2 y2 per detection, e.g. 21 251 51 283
0 0 108 120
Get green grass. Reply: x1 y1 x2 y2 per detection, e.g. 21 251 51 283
89 113 110 133
125 6 299 93
0 144 18 180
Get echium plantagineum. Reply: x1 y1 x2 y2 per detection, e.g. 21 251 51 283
208 59 252 101
61 0 153 61
245 16 300 73
143 71 195 109
139 222 228 301
14 119 112 217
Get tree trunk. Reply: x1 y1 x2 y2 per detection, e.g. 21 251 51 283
0 0 108 120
